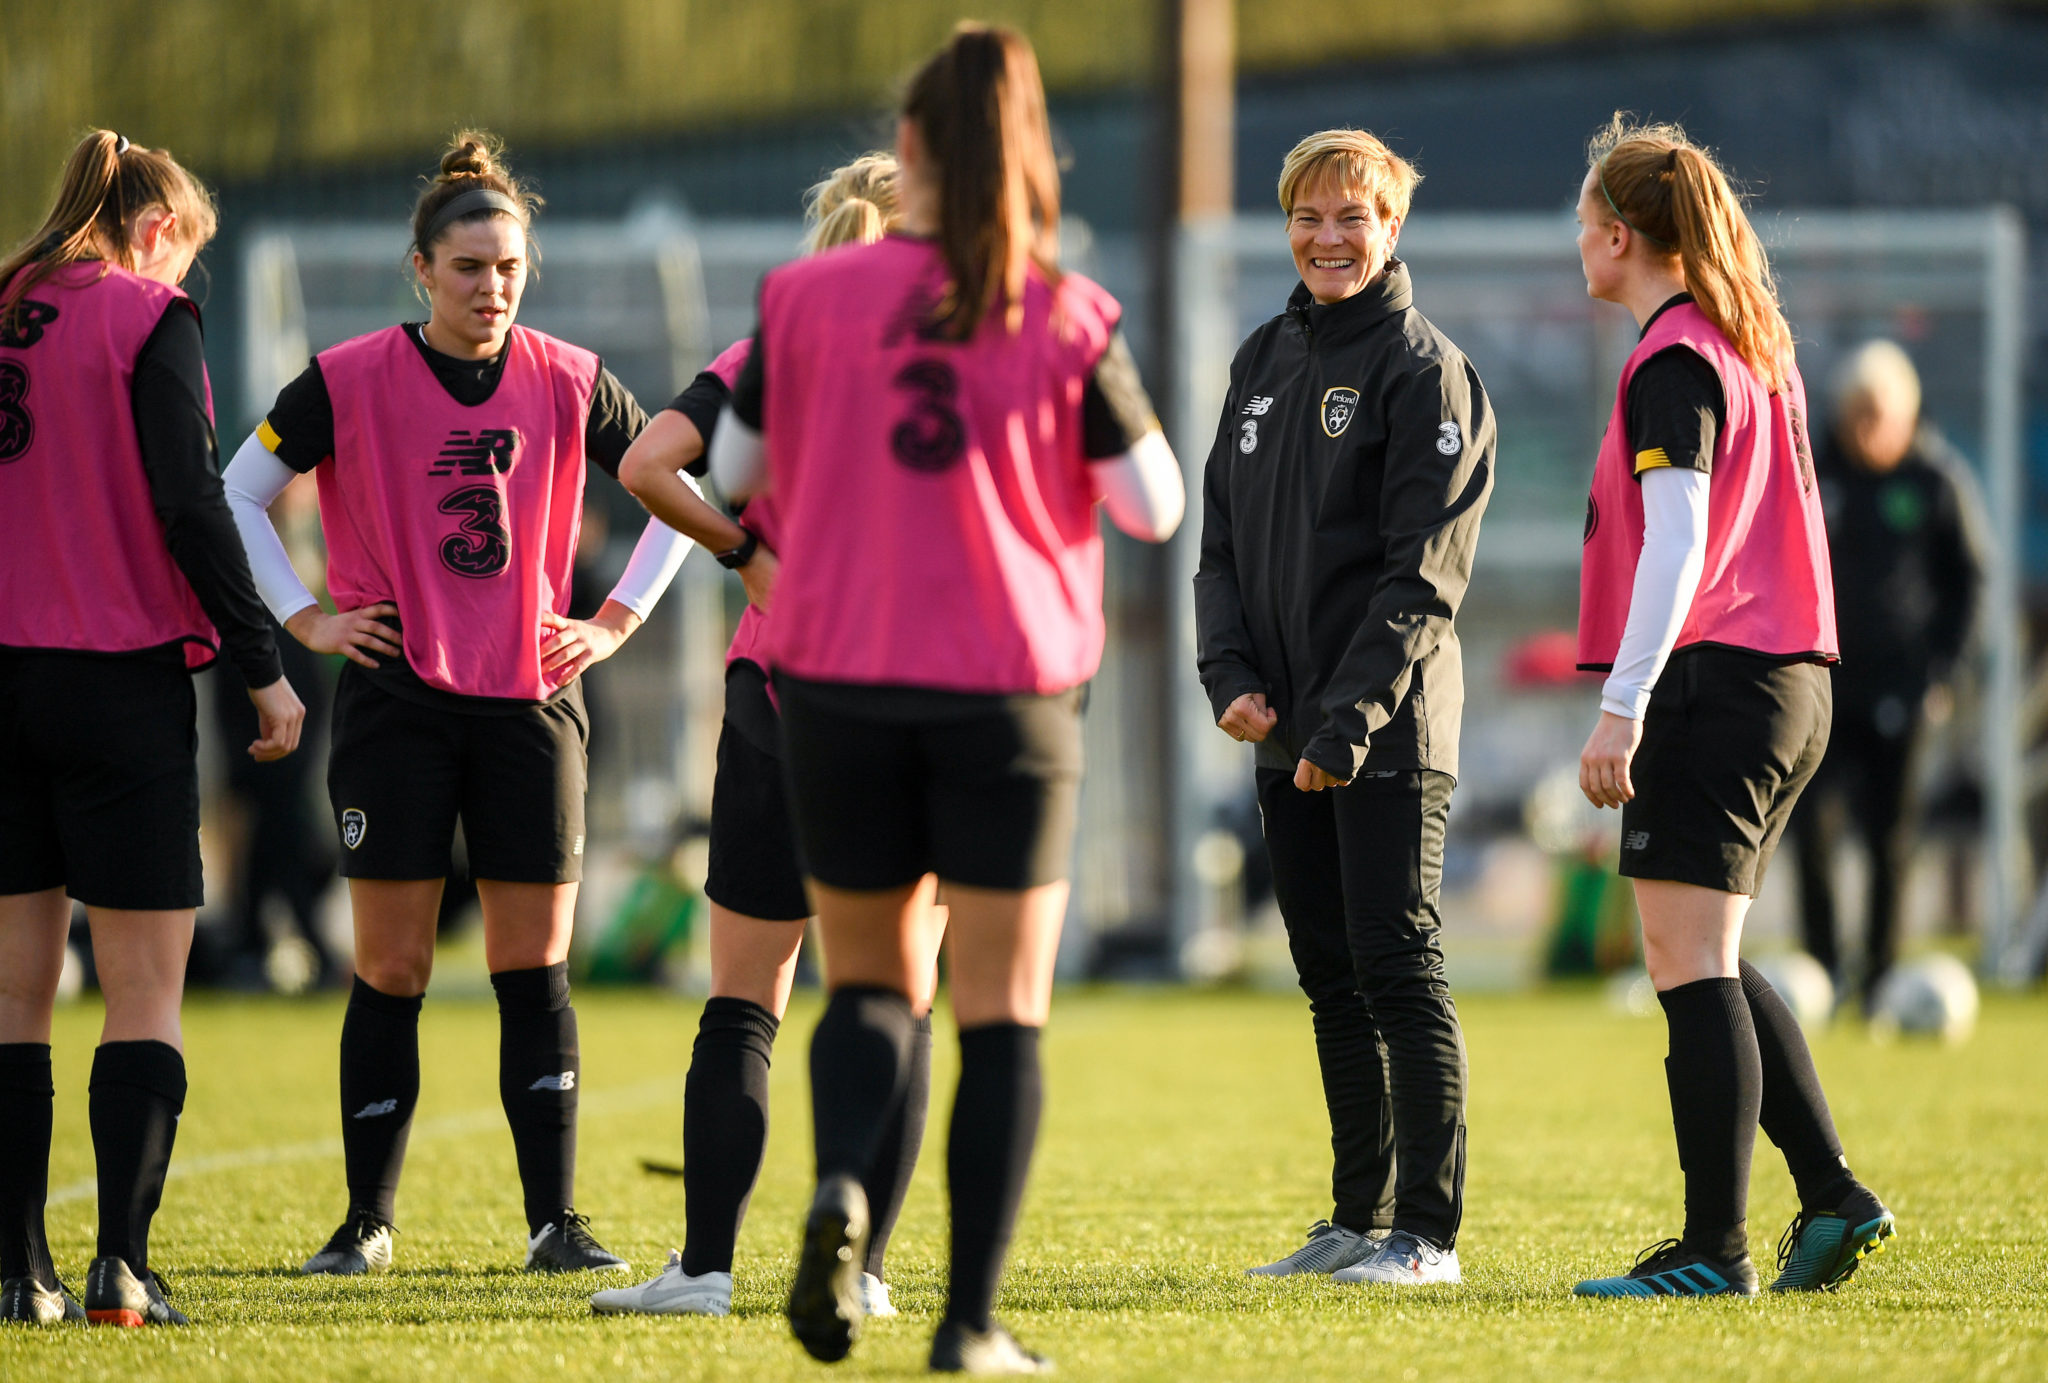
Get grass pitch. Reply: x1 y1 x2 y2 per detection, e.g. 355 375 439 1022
6 983 2046 1381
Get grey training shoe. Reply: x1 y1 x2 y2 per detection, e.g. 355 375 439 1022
1247 1219 1383 1276
525 1211 629 1274
303 1210 395 1275
859 1271 898 1319
929 1319 1052 1375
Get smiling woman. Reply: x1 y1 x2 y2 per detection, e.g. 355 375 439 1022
1278 129 1421 306
216 130 696 1287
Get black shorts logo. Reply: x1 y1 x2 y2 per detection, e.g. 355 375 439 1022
429 428 521 477
1321 386 1360 438
341 808 368 850
1584 493 1600 544
0 362 31 463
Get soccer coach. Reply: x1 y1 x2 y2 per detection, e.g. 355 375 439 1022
1195 129 1494 1286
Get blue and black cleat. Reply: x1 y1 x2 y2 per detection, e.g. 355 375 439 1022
1770 1186 1896 1292
1573 1237 1760 1298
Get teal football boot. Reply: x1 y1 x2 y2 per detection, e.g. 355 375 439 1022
1573 1237 1759 1298
1769 1186 1895 1292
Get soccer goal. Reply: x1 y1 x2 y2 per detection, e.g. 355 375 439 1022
1169 207 2030 980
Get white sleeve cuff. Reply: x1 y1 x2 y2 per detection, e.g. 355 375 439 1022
605 515 692 618
1091 429 1186 542
222 432 321 623
707 406 765 500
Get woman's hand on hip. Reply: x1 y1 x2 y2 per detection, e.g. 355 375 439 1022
1580 710 1643 808
737 542 779 612
541 600 641 685
285 602 401 669
1218 692 1277 744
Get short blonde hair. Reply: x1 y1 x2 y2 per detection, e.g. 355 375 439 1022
1277 128 1420 222
1832 338 1921 420
803 152 900 255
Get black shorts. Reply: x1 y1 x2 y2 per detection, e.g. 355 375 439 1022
326 665 589 883
776 674 1084 893
703 664 810 921
1619 646 1831 896
0 649 202 910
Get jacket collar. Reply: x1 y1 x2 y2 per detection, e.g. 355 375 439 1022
1287 259 1413 343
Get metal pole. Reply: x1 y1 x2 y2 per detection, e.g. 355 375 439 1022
1980 207 2031 982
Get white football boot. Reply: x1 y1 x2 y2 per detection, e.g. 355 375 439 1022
1331 1230 1462 1285
589 1250 733 1316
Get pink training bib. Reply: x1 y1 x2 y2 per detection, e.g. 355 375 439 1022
1578 302 1837 670
0 263 219 668
756 235 1119 695
703 337 781 672
316 324 597 700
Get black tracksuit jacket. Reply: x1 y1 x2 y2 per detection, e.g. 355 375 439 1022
1194 262 1495 781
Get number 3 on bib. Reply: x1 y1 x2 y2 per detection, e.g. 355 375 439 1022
438 485 511 577
890 359 966 473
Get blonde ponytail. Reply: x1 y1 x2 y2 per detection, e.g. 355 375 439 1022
1588 114 1794 393
803 152 900 255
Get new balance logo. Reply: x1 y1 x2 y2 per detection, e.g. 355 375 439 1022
529 1072 576 1092
1241 395 1275 416
352 1099 399 1119
429 428 520 476
1624 830 1651 851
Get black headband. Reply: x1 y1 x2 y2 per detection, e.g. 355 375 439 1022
420 187 522 247
1596 154 1673 251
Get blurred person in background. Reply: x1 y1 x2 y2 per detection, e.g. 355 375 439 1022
0 131 305 1327
209 473 341 990
592 153 944 1324
715 24 1182 1371
1197 127 1495 1288
1788 339 1983 1013
225 132 693 1281
1571 115 1892 1300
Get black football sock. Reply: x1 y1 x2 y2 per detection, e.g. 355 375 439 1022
1658 978 1761 1265
864 1011 933 1279
944 1023 1042 1334
679 996 780 1276
492 963 580 1235
1739 961 1856 1209
339 977 422 1225
88 1040 186 1274
809 986 915 1183
0 1044 57 1287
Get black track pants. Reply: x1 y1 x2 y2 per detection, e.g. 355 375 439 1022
1258 767 1468 1248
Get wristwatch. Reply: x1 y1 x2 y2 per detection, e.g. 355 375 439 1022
714 529 760 570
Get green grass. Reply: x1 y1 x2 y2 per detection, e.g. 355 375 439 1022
6 985 2046 1381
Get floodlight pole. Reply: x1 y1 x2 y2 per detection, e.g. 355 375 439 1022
1154 0 1235 970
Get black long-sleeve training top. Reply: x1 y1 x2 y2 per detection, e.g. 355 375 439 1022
133 302 282 688
1194 262 1496 782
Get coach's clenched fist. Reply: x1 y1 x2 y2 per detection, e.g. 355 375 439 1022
1217 692 1278 744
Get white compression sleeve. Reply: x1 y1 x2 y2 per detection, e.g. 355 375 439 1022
605 505 695 618
1091 429 1187 542
707 406 765 500
1601 466 1711 720
222 432 320 623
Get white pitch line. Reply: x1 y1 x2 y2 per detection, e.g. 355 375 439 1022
47 1075 684 1206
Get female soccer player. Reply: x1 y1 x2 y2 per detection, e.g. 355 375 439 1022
224 131 692 1279
0 131 306 1327
591 153 945 1321
712 26 1183 1372
1570 115 1894 1298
